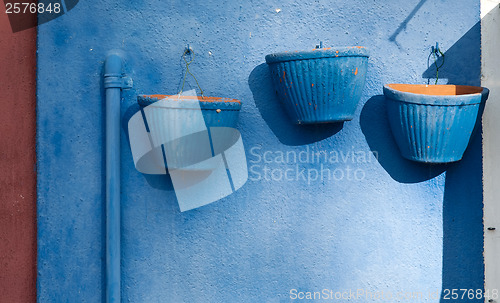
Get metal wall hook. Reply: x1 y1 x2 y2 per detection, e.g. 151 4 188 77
184 44 193 56
427 42 445 84
432 42 443 57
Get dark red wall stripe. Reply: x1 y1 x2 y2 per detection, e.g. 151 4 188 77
0 9 37 303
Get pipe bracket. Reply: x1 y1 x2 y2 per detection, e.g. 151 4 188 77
104 73 133 89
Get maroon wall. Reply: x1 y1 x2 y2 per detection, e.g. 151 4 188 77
0 10 37 303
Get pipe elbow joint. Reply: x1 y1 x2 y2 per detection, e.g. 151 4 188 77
104 51 132 90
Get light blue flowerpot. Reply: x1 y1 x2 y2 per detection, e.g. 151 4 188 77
383 84 489 163
266 46 369 124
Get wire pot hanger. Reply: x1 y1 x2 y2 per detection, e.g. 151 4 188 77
179 45 205 98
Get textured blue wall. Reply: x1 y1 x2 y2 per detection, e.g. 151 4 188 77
37 0 483 302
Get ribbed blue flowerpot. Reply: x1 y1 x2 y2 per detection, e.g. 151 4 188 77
265 46 369 124
383 84 489 163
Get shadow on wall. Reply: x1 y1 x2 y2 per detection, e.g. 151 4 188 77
362 15 483 300
248 63 344 146
437 18 484 300
389 0 429 46
361 97 484 301
422 21 481 86
441 131 483 301
360 95 448 183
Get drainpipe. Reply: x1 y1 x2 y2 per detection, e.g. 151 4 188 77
103 51 132 303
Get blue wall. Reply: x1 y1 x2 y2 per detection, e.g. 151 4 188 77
37 0 483 302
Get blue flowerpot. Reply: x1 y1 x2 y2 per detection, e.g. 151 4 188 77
135 95 241 170
265 47 369 124
138 95 241 128
383 84 489 163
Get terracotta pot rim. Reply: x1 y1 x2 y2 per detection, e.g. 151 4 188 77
265 46 369 64
137 94 242 111
383 84 489 106
140 94 241 104
385 84 484 96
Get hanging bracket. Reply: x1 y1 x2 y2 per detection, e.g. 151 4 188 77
104 73 133 90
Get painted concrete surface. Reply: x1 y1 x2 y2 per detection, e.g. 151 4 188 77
0 10 37 303
37 0 483 302
481 0 500 295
